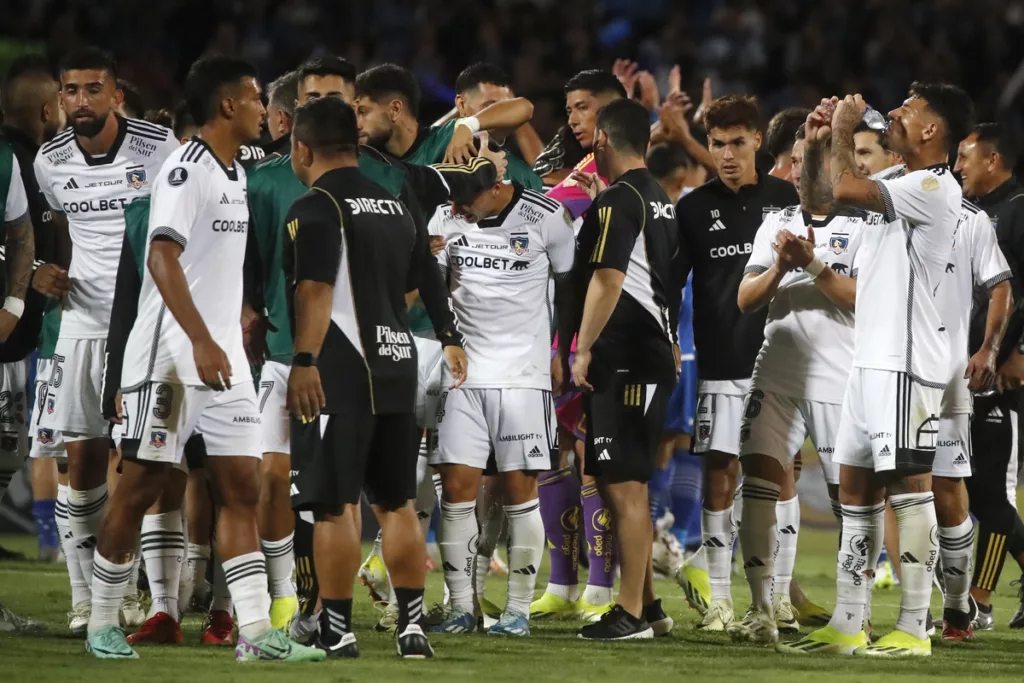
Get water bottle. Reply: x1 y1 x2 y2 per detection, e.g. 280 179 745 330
862 107 888 131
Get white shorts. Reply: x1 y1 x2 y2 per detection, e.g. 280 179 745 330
415 337 444 430
37 337 109 441
934 412 972 479
692 380 750 457
834 369 941 474
739 389 840 485
0 359 29 458
30 357 65 458
431 387 556 472
120 381 261 466
258 360 290 455
940 363 971 416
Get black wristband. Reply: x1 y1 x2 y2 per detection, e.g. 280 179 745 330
293 352 317 367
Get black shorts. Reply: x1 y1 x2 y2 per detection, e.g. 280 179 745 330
290 410 420 512
584 376 673 484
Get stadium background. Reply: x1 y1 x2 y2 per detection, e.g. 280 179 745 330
1 0 1023 534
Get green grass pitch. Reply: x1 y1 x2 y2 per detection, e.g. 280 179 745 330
2 528 1024 682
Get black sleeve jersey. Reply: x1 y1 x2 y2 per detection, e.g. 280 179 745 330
676 173 799 381
102 235 141 418
284 166 459 415
971 179 1024 360
573 168 679 389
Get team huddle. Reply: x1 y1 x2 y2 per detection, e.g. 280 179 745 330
0 41 1023 665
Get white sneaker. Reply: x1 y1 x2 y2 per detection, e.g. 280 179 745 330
696 598 734 632
727 608 779 644
774 594 800 634
120 591 146 628
68 600 91 636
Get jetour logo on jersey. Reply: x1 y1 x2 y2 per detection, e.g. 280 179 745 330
375 325 413 361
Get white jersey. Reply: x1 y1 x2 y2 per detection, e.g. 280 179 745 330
121 138 249 389
34 117 178 338
941 200 1011 412
745 206 866 404
856 164 962 386
430 184 576 390
4 155 28 222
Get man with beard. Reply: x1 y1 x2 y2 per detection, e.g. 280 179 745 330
31 47 178 623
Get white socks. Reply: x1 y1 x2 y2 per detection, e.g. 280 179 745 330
504 500 544 617
141 511 185 619
67 483 107 588
891 492 937 640
439 500 477 612
261 532 296 599
939 517 975 614
775 496 800 600
188 542 212 602
829 502 884 635
222 551 272 640
703 506 735 602
739 477 780 614
89 554 133 633
56 484 91 607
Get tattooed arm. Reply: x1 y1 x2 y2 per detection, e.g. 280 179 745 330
801 137 834 215
4 214 34 300
830 95 886 213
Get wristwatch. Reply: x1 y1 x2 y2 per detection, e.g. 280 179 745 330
293 352 317 367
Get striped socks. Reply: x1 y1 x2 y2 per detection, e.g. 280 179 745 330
261 532 296 599
67 484 107 587
319 597 352 646
394 586 425 633
738 477 780 614
89 553 133 633
939 517 975 615
222 551 272 640
141 511 185 619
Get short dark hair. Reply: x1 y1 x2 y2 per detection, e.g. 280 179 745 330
564 70 626 99
117 79 145 119
297 56 357 87
267 70 299 115
766 107 810 159
355 64 420 118
703 94 761 133
183 56 258 127
647 141 694 179
144 108 174 129
293 97 359 156
5 54 53 84
596 99 650 158
908 81 974 149
853 121 889 150
172 101 196 140
973 122 1019 171
58 46 117 81
455 62 510 95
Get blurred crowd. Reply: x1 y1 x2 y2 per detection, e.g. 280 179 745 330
2 0 1024 142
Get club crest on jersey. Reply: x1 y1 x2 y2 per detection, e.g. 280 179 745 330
829 234 849 253
37 428 54 444
698 420 711 442
126 167 147 190
149 430 168 448
46 397 55 414
509 234 530 255
167 167 188 187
